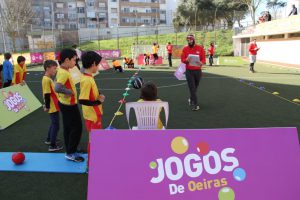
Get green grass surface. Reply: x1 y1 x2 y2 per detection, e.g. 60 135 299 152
79 30 233 57
1 60 300 199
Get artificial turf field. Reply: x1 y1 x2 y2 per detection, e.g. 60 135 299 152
0 59 300 199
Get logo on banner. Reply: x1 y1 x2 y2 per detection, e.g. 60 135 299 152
149 136 247 199
2 91 29 113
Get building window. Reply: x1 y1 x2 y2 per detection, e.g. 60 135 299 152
99 3 106 7
68 13 77 20
151 8 158 13
123 8 130 13
121 18 130 23
68 2 76 9
111 18 118 23
111 8 118 13
77 7 85 13
56 13 64 19
111 0 117 2
87 1 95 6
79 18 86 24
56 3 64 8
88 24 97 28
57 24 65 29
87 11 96 18
70 24 77 29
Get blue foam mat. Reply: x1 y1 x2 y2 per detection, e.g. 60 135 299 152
0 152 87 173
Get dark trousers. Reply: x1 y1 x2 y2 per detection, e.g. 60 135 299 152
209 55 214 66
249 63 254 71
114 66 123 72
186 69 202 105
168 53 172 67
47 112 60 147
3 80 12 88
58 102 82 155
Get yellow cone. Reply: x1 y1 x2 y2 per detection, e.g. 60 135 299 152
115 111 124 116
272 92 279 95
292 98 300 103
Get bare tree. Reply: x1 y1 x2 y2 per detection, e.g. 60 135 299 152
266 0 286 19
0 0 34 52
234 0 266 25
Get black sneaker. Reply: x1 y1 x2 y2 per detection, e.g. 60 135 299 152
48 145 63 152
44 139 61 145
192 105 200 111
65 154 85 162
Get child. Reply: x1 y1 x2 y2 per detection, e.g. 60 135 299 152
55 48 84 162
138 82 163 129
13 56 27 84
124 57 134 68
144 53 150 65
2 53 13 88
112 59 123 72
0 64 3 88
152 43 159 65
79 51 105 166
42 60 63 152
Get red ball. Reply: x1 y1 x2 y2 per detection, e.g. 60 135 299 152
196 142 210 155
12 152 25 165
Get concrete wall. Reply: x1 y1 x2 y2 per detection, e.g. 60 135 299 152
256 39 300 65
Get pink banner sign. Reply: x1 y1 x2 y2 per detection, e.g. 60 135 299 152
95 50 121 59
30 53 43 64
137 54 163 65
98 58 110 71
88 128 300 200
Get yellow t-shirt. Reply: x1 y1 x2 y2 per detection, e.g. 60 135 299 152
137 99 163 129
13 64 27 84
152 46 158 54
42 76 59 113
79 73 103 123
112 60 121 67
56 68 77 105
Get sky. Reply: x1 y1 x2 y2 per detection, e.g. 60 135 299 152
240 0 289 26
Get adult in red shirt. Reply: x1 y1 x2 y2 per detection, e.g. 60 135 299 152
208 43 215 66
166 42 173 67
181 34 206 111
248 39 260 73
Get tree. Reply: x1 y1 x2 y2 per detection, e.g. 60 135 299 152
0 0 34 51
234 0 266 25
214 0 248 28
266 0 286 19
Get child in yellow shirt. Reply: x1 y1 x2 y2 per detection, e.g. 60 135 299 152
13 56 27 84
79 51 105 166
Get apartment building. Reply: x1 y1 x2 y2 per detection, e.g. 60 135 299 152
31 0 108 30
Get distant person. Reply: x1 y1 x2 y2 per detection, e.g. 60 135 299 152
72 44 82 70
13 56 27 85
2 53 13 88
0 64 3 88
112 59 123 72
144 52 150 65
248 39 260 73
166 42 173 67
288 4 298 16
152 42 159 65
266 11 272 21
207 43 215 66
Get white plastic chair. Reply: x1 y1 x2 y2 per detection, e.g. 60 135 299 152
125 101 169 130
